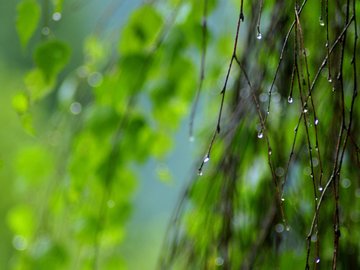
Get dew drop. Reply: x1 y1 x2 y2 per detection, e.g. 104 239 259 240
189 136 195 142
315 257 320 264
275 223 284 233
52 12 62 21
257 131 263 139
328 76 332 83
198 170 203 176
12 235 27 251
281 197 285 202
314 118 319 125
215 257 224 266
203 155 210 163
286 225 290 231
318 186 323 192
256 31 262 40
41 27 50 36
319 18 325 26
70 102 82 115
303 108 308 113
107 200 115 208
311 234 318 242
268 149 272 155
288 96 293 104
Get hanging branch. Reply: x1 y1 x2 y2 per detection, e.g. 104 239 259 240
233 56 287 228
264 0 308 125
189 0 208 140
256 0 264 40
198 0 244 176
303 13 355 270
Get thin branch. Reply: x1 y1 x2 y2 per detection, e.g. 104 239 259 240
189 0 208 140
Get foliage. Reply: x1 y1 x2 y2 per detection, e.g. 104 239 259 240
1 0 359 270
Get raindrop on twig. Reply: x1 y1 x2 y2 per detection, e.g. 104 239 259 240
256 31 262 40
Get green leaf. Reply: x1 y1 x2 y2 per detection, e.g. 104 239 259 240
7 204 35 238
16 0 41 48
12 92 29 114
119 5 163 54
25 68 55 100
15 145 54 184
34 40 71 81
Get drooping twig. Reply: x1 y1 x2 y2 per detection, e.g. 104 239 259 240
189 0 208 140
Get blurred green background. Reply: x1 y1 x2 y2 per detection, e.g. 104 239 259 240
1 0 359 269
0 0 235 269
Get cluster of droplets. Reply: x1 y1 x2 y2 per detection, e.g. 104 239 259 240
197 154 210 176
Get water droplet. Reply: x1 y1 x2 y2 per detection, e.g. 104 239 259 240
341 178 351 189
107 200 115 208
303 108 308 113
314 118 319 125
311 234 318 242
268 149 272 155
310 173 314 179
275 223 284 233
70 102 82 115
87 72 103 87
266 110 270 115
12 235 27 251
355 188 360 198
198 170 203 176
285 225 290 231
41 27 50 36
215 257 224 266
203 155 210 163
318 186 323 192
328 76 332 83
52 12 62 21
257 131 263 139
256 31 262 40
315 257 320 264
189 136 195 142
319 18 325 26
281 197 285 202
288 96 293 103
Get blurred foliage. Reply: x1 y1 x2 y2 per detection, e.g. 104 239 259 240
0 0 359 270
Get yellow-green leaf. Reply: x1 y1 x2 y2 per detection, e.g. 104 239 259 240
34 39 71 81
16 0 41 48
25 68 55 100
12 92 29 114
